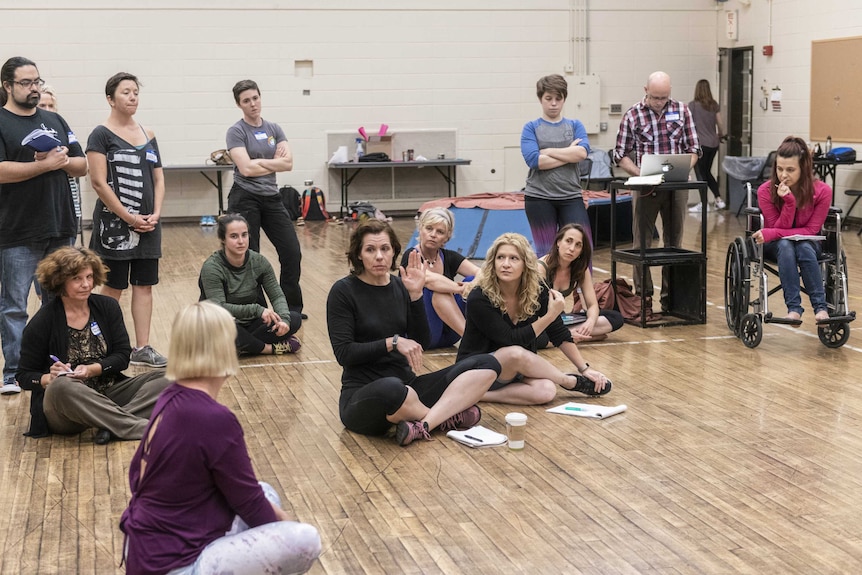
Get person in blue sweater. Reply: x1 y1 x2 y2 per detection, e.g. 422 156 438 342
521 74 592 256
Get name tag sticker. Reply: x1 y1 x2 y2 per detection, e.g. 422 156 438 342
254 131 267 141
90 321 102 337
146 150 158 163
665 112 680 122
67 131 78 144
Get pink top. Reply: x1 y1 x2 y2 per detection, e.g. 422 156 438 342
756 179 831 243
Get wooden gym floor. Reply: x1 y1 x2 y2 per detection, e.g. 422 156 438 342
1 209 862 574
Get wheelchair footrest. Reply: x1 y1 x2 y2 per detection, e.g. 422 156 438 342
817 313 856 326
764 313 802 326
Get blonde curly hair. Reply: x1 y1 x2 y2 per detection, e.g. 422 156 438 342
476 233 541 323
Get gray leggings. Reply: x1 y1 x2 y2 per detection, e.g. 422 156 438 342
166 482 321 575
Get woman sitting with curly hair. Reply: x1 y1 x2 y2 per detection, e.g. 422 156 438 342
457 233 612 405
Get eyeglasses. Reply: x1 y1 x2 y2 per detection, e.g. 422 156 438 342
12 78 45 89
646 94 669 102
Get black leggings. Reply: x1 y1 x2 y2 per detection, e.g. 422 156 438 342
694 145 720 199
338 354 501 436
236 312 302 355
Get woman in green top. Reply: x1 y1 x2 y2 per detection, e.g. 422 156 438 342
198 214 301 355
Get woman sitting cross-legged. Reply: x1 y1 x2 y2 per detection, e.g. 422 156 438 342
538 223 624 343
199 213 302 355
751 135 832 324
458 233 612 405
120 301 321 575
400 207 480 348
326 219 514 446
17 246 170 444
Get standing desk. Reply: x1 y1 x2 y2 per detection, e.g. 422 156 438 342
610 180 709 328
163 164 234 215
328 159 471 216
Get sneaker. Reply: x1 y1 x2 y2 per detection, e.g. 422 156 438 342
1 381 21 395
93 428 114 445
714 197 727 210
395 420 432 446
130 345 168 368
439 405 482 432
567 374 612 396
688 202 710 213
272 335 301 354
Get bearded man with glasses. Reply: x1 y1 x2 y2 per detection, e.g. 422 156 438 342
0 56 87 396
613 71 700 317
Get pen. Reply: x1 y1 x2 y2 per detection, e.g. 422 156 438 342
565 406 587 412
464 435 483 443
49 355 61 363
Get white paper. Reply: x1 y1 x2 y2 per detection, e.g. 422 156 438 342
783 235 826 241
446 425 507 448
546 402 627 419
625 174 663 186
328 145 349 164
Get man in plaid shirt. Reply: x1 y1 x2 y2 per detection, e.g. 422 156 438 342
614 71 699 314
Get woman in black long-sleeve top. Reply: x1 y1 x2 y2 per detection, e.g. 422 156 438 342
326 220 504 447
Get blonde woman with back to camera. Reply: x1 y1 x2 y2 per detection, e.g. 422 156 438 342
120 301 321 575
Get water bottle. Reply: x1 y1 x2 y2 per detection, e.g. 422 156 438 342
354 138 364 162
826 135 832 154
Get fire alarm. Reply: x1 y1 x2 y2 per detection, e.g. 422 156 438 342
763 45 774 56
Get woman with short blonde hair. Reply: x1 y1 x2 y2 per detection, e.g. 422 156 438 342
121 301 321 574
400 207 480 348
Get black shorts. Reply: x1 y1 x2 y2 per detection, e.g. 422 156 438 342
103 258 159 290
339 354 501 436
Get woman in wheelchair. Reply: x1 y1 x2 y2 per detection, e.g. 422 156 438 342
751 136 831 324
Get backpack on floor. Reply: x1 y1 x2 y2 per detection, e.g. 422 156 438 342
301 187 331 221
279 185 302 220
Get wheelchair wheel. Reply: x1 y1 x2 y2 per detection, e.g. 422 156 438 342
740 313 763 348
825 251 849 316
724 238 749 334
818 322 850 348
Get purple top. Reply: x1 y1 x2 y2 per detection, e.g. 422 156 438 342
757 179 831 243
121 383 276 575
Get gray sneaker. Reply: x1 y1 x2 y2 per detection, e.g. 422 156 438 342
1 381 21 395
130 345 168 368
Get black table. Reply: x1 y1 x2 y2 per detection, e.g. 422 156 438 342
328 159 471 216
813 157 862 204
610 180 709 328
163 164 234 214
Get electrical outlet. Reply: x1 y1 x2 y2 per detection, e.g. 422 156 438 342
600 122 608 132
609 103 623 115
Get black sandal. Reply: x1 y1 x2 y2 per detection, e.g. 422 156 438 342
565 374 612 396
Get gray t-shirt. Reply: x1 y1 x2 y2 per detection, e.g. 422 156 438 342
689 101 719 149
521 117 589 201
226 118 286 196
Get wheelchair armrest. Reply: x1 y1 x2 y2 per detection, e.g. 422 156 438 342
829 206 843 215
744 207 762 216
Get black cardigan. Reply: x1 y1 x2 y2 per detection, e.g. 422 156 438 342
17 294 132 438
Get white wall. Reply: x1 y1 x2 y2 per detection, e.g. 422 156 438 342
725 0 862 210
2 0 719 218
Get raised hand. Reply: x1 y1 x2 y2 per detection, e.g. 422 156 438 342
399 249 426 300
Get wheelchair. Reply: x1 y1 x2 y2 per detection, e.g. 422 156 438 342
724 184 856 348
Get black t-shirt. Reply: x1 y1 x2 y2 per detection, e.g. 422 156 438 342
0 108 82 247
400 247 466 280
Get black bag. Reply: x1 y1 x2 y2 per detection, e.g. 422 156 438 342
359 152 390 162
825 147 856 163
347 201 378 221
279 186 302 220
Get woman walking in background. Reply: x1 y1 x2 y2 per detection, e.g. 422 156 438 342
87 72 167 368
688 79 726 212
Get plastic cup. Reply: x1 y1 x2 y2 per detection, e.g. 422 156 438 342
505 412 528 450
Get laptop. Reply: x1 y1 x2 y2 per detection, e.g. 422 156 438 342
639 154 692 182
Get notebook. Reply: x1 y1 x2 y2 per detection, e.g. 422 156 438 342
639 153 692 182
446 425 508 448
546 402 627 419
